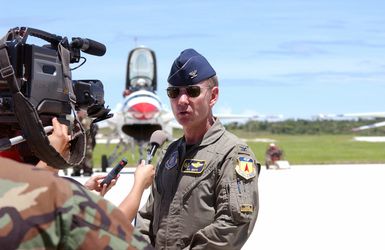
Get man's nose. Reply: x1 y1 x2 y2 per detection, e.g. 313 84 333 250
177 91 190 103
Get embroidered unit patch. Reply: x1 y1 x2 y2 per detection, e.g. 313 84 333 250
235 156 256 180
165 151 178 170
181 159 206 174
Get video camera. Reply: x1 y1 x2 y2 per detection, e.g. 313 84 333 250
0 27 112 168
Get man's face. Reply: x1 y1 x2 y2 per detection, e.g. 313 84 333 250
168 80 218 128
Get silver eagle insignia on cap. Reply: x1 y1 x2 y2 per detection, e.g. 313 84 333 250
189 69 198 79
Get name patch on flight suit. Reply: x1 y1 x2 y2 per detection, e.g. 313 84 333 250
235 156 256 180
165 151 178 170
240 204 254 213
181 159 206 174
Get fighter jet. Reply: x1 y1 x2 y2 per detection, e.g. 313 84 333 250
99 46 174 170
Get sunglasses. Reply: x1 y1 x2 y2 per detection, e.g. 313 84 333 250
167 86 204 99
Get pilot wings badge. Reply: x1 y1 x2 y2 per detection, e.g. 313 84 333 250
181 159 205 174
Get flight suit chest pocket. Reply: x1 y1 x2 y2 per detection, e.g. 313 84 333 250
228 179 255 222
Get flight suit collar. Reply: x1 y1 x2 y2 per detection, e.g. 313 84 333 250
198 117 225 147
175 118 224 165
179 117 225 149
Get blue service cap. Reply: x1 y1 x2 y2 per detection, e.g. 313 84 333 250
167 48 216 86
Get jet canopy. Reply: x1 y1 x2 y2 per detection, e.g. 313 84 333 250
126 47 157 92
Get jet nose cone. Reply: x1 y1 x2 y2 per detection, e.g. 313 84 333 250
130 103 159 120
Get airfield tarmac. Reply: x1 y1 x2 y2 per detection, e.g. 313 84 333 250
65 163 385 250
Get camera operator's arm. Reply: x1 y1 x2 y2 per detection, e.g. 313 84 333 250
35 118 118 196
35 117 70 173
119 160 155 223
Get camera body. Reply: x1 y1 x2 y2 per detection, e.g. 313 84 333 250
0 27 109 135
0 27 111 167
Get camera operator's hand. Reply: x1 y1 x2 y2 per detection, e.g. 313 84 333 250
84 174 120 197
49 117 71 159
35 117 70 173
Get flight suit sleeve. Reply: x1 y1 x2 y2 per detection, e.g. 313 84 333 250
188 145 260 250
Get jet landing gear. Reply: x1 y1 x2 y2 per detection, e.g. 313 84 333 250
101 138 134 172
100 139 148 171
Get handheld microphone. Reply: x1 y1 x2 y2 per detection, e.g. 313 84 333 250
71 37 106 56
100 158 128 187
146 130 168 164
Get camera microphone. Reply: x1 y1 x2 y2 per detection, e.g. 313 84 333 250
146 130 168 164
71 37 106 56
100 157 128 187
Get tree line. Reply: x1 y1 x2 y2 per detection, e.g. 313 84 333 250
224 118 385 135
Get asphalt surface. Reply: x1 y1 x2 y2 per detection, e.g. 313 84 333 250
65 164 385 250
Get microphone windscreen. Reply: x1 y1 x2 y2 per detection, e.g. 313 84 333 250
150 130 168 146
84 38 106 56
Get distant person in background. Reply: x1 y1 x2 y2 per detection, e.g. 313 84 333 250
71 109 97 176
265 143 283 169
137 48 260 249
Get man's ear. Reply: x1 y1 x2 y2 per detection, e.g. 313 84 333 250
209 86 219 107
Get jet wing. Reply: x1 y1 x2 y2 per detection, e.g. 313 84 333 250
352 121 385 131
337 112 385 118
335 112 385 131
214 113 283 122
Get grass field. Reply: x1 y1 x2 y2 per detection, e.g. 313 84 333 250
92 133 385 168
245 134 385 164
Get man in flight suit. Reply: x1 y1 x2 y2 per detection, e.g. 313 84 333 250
137 48 260 249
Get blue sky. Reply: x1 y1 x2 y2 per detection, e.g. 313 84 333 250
1 0 385 119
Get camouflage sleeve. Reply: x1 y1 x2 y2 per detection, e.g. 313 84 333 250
64 178 154 249
0 157 154 250
189 144 260 250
